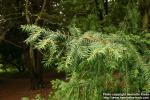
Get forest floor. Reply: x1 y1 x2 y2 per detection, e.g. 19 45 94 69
0 70 65 100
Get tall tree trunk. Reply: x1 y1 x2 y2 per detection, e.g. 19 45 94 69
30 49 44 89
104 0 108 15
30 0 47 89
24 0 45 89
94 0 104 21
94 0 104 31
143 9 149 31
140 0 150 32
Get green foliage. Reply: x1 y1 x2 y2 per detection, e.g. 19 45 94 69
1 0 150 99
60 0 101 31
21 97 29 100
33 94 45 100
123 1 141 34
21 94 45 100
22 25 150 100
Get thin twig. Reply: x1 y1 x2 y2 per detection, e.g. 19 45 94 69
35 0 47 24
0 38 22 48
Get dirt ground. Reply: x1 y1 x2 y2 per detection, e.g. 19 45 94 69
0 70 65 100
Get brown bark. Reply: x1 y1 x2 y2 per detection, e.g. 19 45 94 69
30 50 44 89
30 0 47 89
24 0 46 89
140 0 150 32
143 9 149 31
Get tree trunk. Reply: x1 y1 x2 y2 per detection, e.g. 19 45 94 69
94 0 104 21
104 0 108 15
143 9 149 31
30 49 44 89
24 0 44 89
23 45 44 89
140 0 150 32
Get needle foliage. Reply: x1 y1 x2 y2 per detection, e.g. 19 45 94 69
22 25 150 100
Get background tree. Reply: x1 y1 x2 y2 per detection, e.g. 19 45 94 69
0 0 64 89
